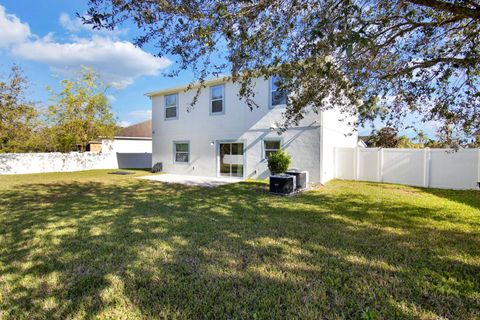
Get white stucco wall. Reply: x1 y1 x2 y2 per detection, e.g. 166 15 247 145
151 77 355 183
320 108 358 183
0 152 117 175
102 138 152 154
0 138 153 175
102 138 152 169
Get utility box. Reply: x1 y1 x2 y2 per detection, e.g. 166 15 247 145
269 174 296 195
285 169 308 190
152 162 163 173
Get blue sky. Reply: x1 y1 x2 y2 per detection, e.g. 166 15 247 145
0 0 189 127
0 1 438 136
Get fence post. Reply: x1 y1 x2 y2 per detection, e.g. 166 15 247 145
423 148 430 188
377 148 383 182
354 147 359 180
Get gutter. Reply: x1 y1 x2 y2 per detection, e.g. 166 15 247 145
145 76 230 98
101 136 152 140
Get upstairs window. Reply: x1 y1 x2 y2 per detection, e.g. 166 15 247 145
174 142 189 163
270 76 287 108
210 84 225 115
264 139 281 159
165 93 178 119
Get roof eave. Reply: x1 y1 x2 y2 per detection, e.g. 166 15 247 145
113 136 152 140
144 76 231 98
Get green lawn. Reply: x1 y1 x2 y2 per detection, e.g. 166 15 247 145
0 170 479 319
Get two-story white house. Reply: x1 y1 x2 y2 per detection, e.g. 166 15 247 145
146 76 357 184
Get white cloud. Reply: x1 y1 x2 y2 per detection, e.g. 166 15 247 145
0 5 31 47
12 36 172 88
59 12 84 33
129 109 152 120
0 6 170 89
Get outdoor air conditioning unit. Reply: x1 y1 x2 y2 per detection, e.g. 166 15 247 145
285 169 308 190
152 162 163 173
269 174 296 195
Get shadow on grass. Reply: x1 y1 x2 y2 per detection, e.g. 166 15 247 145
0 179 479 319
360 180 480 211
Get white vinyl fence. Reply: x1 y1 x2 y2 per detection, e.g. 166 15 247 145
335 148 480 190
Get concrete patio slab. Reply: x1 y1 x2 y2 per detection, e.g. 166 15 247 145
138 173 242 187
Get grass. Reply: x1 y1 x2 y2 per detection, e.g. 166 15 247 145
0 170 479 319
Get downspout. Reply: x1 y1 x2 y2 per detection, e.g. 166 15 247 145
319 112 324 184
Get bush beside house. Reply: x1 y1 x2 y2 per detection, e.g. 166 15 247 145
267 149 291 175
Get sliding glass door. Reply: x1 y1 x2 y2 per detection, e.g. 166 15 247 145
219 142 244 177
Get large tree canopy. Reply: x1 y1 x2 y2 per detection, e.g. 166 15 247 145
46 67 116 152
85 0 480 143
0 66 38 153
0 66 117 153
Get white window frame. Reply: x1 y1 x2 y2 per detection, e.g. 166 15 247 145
216 139 247 179
210 84 225 115
173 141 189 164
164 93 178 120
263 138 282 159
269 76 287 108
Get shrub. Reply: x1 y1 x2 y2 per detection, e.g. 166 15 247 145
267 149 291 175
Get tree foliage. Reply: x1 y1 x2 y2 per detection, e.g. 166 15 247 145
367 127 402 148
468 134 480 147
365 127 467 148
84 0 480 144
267 149 291 174
0 66 38 153
0 66 117 153
46 67 116 152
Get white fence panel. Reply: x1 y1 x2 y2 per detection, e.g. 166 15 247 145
358 148 380 182
335 147 479 190
429 149 478 189
382 149 426 187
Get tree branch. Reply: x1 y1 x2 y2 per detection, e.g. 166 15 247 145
383 57 478 78
407 0 480 20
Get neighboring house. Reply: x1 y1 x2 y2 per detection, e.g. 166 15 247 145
147 77 357 183
87 120 153 153
88 120 153 169
108 120 153 155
